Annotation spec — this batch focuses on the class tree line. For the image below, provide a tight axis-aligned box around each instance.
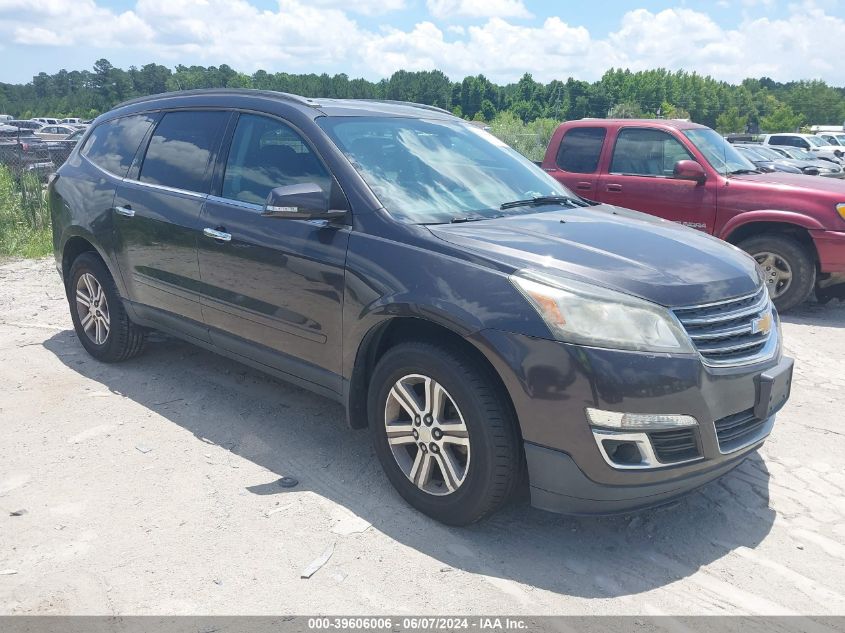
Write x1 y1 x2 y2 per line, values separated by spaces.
1 59 844 133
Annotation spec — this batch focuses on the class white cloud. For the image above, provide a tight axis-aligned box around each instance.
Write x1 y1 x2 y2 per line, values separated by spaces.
2 0 845 85
426 0 532 20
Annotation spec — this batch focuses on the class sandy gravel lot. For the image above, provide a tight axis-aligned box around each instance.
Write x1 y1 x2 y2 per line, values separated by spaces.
1 257 844 616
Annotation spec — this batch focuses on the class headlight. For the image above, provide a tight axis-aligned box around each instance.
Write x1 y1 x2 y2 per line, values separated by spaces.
510 272 695 353
837 203 845 221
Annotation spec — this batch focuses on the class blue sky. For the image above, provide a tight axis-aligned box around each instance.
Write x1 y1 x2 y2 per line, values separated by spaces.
1 1 845 85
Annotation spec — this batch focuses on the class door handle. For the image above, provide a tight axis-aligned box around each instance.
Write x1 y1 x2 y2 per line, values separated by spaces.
606 184 623 192
575 181 592 191
114 205 135 217
203 227 232 242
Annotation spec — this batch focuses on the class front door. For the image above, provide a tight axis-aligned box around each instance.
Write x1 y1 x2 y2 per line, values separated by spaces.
597 127 717 232
113 110 229 327
197 113 349 392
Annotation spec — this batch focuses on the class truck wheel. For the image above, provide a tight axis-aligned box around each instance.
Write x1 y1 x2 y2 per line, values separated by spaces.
67 252 147 362
737 234 815 312
368 341 521 526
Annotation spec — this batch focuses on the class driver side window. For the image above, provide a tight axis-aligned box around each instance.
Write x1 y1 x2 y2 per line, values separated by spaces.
222 114 331 205
610 128 692 177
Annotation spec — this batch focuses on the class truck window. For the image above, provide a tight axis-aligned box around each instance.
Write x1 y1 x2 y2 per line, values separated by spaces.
610 128 692 177
555 127 606 173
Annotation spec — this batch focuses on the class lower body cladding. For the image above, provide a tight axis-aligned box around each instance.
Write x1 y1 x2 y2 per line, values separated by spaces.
469 329 793 515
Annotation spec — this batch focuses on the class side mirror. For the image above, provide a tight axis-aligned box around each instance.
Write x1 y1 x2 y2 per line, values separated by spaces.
673 160 706 184
261 183 346 221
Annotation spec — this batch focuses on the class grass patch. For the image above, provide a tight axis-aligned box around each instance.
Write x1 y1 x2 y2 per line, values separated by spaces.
0 165 52 258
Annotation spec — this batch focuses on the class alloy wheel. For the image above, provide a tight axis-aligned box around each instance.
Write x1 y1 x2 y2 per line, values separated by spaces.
383 374 471 496
754 251 793 299
75 272 110 345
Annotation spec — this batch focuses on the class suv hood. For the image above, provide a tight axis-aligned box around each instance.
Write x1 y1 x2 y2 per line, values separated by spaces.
428 205 761 307
732 171 845 191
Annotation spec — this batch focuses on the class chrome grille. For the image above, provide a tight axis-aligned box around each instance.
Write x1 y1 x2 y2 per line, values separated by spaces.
673 287 772 365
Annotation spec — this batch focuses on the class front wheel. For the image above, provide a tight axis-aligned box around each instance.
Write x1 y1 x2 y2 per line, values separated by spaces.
737 234 816 312
368 342 521 525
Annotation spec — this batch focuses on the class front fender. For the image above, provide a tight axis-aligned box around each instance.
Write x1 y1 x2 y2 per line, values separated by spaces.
718 210 827 241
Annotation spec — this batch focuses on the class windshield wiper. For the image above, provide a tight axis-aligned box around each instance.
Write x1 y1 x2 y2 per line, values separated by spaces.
728 168 761 175
499 195 581 211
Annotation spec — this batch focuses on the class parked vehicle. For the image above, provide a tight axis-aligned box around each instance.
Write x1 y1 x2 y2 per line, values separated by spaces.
0 124 55 179
61 117 83 125
46 127 85 166
6 120 43 131
34 124 79 141
733 145 789 173
31 117 60 126
815 132 845 146
736 144 820 176
762 133 844 164
766 146 845 178
50 89 793 524
0 114 12 122
543 119 845 310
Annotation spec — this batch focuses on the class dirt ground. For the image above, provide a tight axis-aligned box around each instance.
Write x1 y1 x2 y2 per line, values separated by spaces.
1 257 844 616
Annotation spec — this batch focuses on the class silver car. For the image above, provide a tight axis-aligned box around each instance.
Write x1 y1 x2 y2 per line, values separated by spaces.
768 146 845 178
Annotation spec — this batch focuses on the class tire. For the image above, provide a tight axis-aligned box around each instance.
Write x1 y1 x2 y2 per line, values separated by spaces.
737 234 815 312
67 252 146 362
368 341 521 525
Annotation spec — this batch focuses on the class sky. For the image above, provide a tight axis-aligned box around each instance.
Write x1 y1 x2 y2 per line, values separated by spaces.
1 0 845 85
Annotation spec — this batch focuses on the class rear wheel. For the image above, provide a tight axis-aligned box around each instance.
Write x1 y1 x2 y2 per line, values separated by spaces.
737 234 815 312
368 341 521 525
67 252 146 362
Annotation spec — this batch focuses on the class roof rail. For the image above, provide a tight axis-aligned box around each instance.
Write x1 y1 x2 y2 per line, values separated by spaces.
359 99 453 115
113 88 320 110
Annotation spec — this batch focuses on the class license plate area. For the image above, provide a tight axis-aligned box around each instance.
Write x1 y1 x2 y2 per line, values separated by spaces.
754 357 794 420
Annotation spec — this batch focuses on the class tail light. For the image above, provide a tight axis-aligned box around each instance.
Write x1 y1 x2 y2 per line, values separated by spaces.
20 142 30 151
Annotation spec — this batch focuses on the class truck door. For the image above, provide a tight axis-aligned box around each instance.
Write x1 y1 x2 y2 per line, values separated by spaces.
596 127 717 232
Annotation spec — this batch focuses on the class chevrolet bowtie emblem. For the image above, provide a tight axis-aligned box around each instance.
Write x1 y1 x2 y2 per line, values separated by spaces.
751 313 772 336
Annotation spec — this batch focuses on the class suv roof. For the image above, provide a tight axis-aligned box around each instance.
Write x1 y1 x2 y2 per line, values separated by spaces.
567 118 707 131
113 88 454 120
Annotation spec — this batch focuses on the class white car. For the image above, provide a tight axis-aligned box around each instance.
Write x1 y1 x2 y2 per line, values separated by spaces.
31 117 60 125
762 133 844 163
816 132 845 147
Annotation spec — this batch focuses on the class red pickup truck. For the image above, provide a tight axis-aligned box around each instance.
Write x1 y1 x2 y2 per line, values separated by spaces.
541 119 845 310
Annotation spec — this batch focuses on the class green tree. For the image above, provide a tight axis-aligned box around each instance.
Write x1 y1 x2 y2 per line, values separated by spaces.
715 107 748 134
760 104 804 132
608 102 643 118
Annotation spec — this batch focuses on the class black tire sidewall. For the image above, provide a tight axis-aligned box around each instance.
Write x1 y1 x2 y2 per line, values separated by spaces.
739 235 815 312
67 253 127 361
368 343 516 525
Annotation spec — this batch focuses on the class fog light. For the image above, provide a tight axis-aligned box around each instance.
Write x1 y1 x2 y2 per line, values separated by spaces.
586 408 698 430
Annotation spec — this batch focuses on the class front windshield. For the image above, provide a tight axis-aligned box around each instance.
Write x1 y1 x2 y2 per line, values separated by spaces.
785 148 816 161
737 146 765 161
317 116 576 224
807 136 828 147
683 128 756 173
750 146 783 160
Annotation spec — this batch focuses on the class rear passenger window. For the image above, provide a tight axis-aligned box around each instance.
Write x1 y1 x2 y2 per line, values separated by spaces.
82 114 155 177
556 127 606 173
610 128 692 176
140 111 228 193
221 114 331 205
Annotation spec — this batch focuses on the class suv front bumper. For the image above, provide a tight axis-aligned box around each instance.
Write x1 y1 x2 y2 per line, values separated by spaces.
469 329 792 515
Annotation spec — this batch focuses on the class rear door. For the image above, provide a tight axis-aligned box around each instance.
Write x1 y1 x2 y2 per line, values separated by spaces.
197 112 349 390
546 126 606 200
596 127 717 232
112 110 229 331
